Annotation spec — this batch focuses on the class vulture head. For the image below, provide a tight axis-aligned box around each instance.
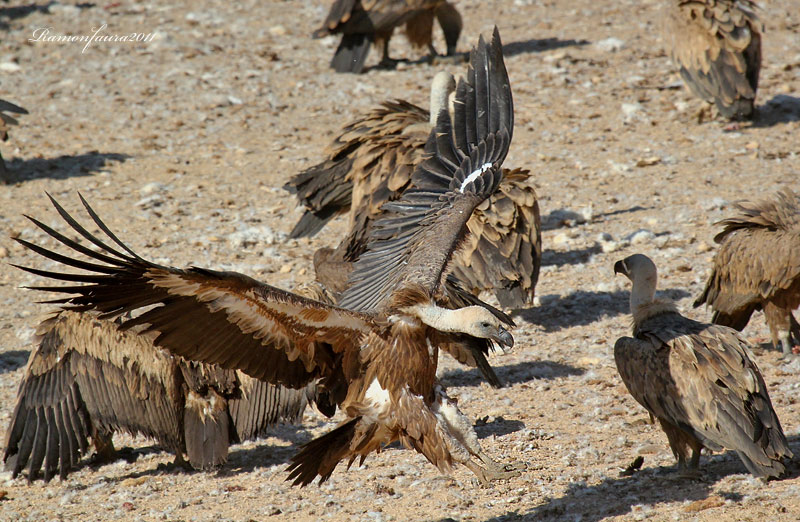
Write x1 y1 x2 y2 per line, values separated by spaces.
614 253 659 314
453 306 514 348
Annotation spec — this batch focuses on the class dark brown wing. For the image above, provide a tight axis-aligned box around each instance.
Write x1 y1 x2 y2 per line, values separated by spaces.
449 168 541 308
13 195 375 390
3 311 184 482
694 188 800 328
284 100 428 238
615 312 792 478
340 28 514 312
666 0 762 120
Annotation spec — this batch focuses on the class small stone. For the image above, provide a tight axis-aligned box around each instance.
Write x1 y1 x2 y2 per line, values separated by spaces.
279 264 292 273
269 25 287 36
0 62 21 73
140 182 166 196
636 443 663 455
595 37 625 52
627 229 655 245
697 241 712 253
0 246 7 258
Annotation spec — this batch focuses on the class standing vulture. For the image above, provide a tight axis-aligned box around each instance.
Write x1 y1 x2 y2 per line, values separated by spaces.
614 254 791 478
0 98 28 182
313 0 462 73
285 73 541 310
12 29 522 486
3 310 330 482
664 0 762 120
694 188 800 357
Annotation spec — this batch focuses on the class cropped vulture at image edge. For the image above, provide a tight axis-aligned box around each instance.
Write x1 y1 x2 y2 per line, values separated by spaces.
694 188 800 357
313 0 462 73
3 310 329 482
664 0 762 120
285 73 541 311
13 29 523 486
614 254 791 479
0 98 28 182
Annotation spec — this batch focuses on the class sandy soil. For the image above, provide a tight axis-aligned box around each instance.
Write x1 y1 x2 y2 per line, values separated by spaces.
1 0 799 520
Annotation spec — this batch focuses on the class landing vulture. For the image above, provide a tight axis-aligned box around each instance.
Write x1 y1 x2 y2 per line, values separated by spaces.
313 0 462 73
285 73 541 310
694 188 800 357
3 310 329 482
13 29 521 486
665 0 762 120
614 254 791 478
0 98 28 182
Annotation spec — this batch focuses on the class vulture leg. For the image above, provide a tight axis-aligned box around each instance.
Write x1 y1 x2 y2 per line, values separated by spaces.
764 302 795 358
790 313 800 347
375 33 399 70
432 388 522 482
91 428 116 463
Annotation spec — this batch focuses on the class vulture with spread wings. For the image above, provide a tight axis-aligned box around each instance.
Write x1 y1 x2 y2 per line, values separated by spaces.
614 254 791 479
0 98 28 182
313 0 462 73
4 309 331 482
13 29 521 486
694 188 800 357
664 0 762 120
285 72 541 311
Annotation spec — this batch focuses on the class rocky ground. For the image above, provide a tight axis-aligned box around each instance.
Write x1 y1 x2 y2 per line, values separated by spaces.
0 0 799 520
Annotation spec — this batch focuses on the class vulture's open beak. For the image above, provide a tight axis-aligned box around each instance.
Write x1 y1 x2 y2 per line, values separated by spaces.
613 260 628 277
492 327 514 349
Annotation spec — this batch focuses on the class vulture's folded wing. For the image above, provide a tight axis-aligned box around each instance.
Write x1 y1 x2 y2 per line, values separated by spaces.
14 194 375 389
340 27 514 312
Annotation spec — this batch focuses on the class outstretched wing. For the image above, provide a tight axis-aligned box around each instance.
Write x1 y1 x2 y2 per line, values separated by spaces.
340 27 514 312
14 194 375 389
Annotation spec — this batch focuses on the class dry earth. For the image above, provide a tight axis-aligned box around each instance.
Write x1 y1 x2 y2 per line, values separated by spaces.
1 0 799 521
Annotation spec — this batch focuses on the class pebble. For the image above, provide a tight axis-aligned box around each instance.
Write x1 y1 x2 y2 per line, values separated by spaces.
0 246 7 258
595 37 625 52
627 229 655 245
0 62 21 73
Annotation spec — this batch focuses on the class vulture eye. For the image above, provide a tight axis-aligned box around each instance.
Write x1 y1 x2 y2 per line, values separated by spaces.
481 322 491 328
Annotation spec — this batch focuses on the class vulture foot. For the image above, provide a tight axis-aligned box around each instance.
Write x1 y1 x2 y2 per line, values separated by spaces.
465 460 521 486
477 450 526 474
374 57 401 70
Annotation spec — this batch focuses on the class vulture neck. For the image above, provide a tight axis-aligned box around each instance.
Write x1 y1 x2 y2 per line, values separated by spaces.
629 270 657 317
429 72 456 126
412 303 478 334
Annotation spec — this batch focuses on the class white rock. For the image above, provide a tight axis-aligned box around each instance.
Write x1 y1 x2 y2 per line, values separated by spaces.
0 62 21 73
595 37 625 52
627 229 655 245
140 182 167 196
227 226 283 248
621 102 643 117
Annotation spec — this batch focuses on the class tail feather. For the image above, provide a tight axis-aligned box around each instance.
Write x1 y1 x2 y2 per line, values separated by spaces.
183 390 230 470
331 34 372 73
286 417 360 486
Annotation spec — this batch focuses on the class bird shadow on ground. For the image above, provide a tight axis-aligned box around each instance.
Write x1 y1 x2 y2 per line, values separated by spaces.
473 416 526 440
3 152 129 183
516 288 691 332
0 349 29 374
440 360 584 388
502 37 590 57
366 37 589 72
542 205 649 231
753 94 800 128
541 244 602 267
0 2 55 30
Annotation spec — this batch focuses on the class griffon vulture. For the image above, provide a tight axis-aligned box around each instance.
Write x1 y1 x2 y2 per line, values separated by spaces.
3 310 331 482
694 188 800 357
285 73 541 310
614 253 791 478
12 29 522 486
0 98 28 181
314 0 462 73
664 0 762 120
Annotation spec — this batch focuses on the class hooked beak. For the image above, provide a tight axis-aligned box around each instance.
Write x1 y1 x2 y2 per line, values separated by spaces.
492 327 514 349
613 260 628 277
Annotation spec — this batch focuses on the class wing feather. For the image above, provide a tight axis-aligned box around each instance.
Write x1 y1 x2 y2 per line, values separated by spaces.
15 196 375 388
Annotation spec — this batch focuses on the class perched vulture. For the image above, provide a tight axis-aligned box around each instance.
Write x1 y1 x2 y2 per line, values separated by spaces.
285 73 541 310
694 188 800 357
664 0 762 120
13 29 522 486
3 310 330 482
0 98 28 181
313 0 462 73
614 254 791 478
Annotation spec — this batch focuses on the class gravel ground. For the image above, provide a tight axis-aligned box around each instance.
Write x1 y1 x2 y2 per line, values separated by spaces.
1 0 799 521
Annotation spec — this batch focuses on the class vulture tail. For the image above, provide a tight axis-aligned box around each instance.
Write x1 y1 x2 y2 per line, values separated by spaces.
285 416 361 486
711 308 755 332
183 389 230 470
331 34 372 73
